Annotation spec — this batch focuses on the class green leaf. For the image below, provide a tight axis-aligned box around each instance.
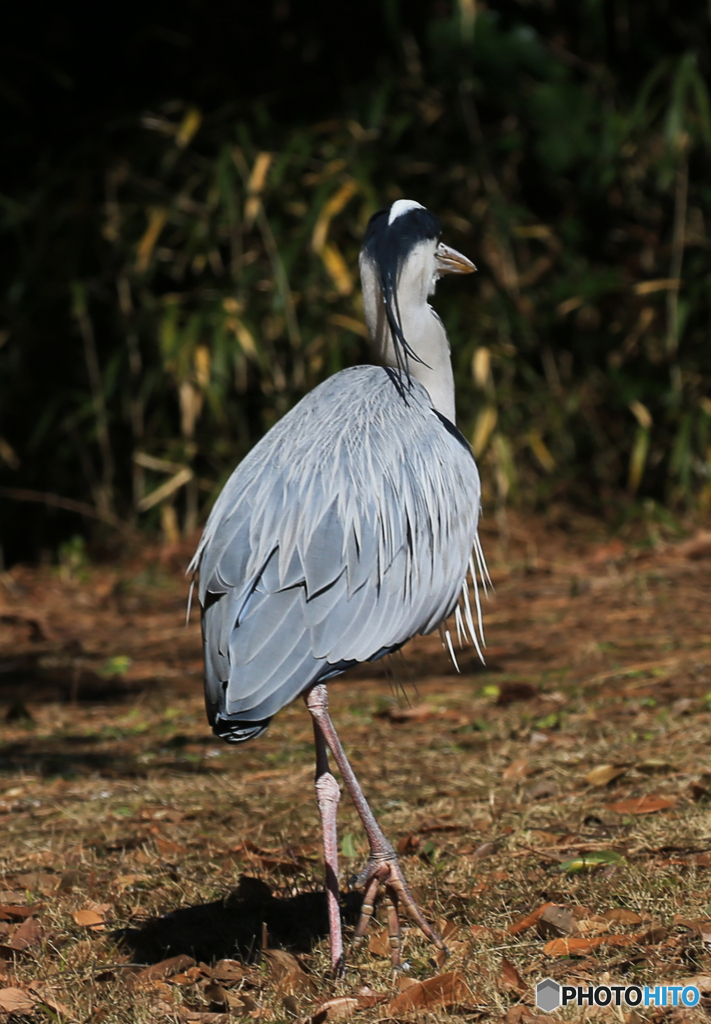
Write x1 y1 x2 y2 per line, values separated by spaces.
99 655 132 678
340 832 357 858
559 851 624 874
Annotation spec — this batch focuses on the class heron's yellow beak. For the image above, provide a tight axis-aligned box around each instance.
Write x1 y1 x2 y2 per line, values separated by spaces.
435 242 476 275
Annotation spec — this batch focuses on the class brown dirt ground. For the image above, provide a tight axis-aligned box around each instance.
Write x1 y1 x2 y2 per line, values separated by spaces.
1 512 711 1023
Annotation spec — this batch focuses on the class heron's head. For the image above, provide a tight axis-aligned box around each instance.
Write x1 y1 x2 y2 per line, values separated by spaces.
361 198 475 299
359 199 476 369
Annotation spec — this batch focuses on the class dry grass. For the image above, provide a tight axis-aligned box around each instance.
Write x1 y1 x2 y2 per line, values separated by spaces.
1 513 711 1022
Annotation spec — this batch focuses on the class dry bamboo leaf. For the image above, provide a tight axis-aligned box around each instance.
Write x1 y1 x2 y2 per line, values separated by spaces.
0 987 36 1013
311 180 359 253
385 971 471 1013
320 244 353 296
508 902 554 936
586 764 627 787
605 795 676 815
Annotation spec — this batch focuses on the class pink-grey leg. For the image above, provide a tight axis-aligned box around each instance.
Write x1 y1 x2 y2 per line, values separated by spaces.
310 712 345 976
304 683 446 969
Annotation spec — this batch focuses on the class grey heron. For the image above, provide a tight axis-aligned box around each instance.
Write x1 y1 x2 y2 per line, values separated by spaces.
189 199 486 974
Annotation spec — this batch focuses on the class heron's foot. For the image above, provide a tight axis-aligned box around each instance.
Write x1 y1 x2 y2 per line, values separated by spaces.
350 853 447 969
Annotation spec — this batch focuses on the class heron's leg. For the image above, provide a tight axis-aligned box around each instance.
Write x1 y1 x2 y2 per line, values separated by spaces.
304 683 445 964
350 867 384 947
310 710 344 977
385 892 403 969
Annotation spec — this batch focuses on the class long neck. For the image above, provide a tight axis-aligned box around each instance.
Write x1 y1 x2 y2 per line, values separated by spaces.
360 258 456 423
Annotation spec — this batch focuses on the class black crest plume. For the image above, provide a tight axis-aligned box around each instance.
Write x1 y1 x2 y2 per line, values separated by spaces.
362 203 441 397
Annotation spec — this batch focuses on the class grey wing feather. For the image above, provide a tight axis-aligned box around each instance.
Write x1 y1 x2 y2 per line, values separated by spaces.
191 366 482 743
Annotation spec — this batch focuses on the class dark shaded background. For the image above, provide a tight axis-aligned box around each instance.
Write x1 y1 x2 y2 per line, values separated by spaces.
2 0 710 566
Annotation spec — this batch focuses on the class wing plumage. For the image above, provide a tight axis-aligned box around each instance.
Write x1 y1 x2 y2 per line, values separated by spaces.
190 365 483 742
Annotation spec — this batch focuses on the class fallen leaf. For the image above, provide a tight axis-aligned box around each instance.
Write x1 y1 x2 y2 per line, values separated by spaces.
263 949 316 996
0 904 42 921
9 872 57 895
497 682 537 705
679 974 711 994
638 925 668 944
208 959 244 983
127 955 196 989
377 703 432 723
57 869 81 891
397 833 421 855
385 971 471 1013
367 926 391 958
3 916 42 952
439 919 459 943
635 759 677 774
678 530 711 559
527 780 557 800
589 540 625 563
508 903 555 936
471 840 499 859
543 934 636 956
536 905 578 938
154 836 187 857
204 981 229 1010
559 850 624 873
311 996 360 1022
672 915 711 936
576 917 612 937
503 1008 550 1024
27 982 72 1019
602 908 643 925
0 893 27 906
73 908 105 930
280 994 298 1018
500 955 527 994
605 795 676 815
503 758 529 781
0 987 36 1013
586 765 627 787
355 986 388 1009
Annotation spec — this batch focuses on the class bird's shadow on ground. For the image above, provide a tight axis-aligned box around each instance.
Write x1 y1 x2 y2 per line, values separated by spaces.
116 874 362 964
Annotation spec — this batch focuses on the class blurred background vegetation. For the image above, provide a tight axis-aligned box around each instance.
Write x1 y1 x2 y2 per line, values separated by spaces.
1 0 710 565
